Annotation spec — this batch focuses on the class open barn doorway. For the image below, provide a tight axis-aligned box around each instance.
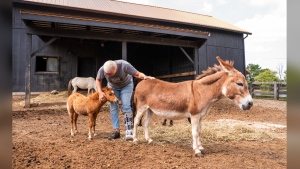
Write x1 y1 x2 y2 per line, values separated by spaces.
77 57 96 78
127 42 195 82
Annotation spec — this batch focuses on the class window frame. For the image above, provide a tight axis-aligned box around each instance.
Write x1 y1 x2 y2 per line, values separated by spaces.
35 55 60 75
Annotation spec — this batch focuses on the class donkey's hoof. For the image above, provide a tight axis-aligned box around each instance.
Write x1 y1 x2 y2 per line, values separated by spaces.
195 151 204 157
148 139 153 144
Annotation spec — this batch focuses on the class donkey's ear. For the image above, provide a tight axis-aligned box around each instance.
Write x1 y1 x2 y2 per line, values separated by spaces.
216 56 234 75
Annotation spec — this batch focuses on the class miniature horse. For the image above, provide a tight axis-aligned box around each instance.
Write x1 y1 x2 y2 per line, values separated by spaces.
67 86 118 140
133 56 253 156
68 77 97 96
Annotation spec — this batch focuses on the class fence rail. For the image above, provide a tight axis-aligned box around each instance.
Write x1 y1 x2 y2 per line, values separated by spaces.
249 82 287 100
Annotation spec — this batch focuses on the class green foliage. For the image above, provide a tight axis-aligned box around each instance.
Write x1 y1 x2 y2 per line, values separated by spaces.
254 69 280 82
284 70 287 82
246 63 262 77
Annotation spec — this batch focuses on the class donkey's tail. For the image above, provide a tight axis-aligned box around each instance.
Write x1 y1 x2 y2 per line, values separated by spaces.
131 91 142 126
131 91 136 118
68 79 73 96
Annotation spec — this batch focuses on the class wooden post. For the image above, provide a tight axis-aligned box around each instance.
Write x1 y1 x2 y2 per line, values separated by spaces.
25 33 32 108
274 82 279 100
194 47 199 79
250 81 254 97
122 41 127 60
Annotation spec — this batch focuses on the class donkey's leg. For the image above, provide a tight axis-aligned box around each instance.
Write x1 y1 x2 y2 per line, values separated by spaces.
169 120 173 126
162 119 167 126
190 114 202 156
197 119 204 152
144 109 153 144
133 108 146 143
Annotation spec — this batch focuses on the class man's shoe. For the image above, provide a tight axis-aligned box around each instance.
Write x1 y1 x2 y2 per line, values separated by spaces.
108 132 120 140
125 135 133 141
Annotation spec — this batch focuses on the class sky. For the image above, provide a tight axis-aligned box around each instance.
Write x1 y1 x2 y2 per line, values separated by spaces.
118 0 287 72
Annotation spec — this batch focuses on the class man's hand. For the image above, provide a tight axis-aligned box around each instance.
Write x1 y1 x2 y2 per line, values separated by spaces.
99 91 107 102
144 76 155 80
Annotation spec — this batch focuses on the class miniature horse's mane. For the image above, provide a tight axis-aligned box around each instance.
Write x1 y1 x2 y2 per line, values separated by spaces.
88 91 99 100
195 60 234 80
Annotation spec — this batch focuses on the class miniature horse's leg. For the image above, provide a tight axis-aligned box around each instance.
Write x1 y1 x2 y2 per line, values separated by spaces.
93 113 98 137
68 110 74 136
74 113 79 134
68 106 75 136
144 108 153 143
87 114 94 140
169 120 173 126
72 86 78 93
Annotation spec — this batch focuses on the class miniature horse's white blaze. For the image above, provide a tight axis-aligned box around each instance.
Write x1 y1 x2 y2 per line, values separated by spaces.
133 56 253 156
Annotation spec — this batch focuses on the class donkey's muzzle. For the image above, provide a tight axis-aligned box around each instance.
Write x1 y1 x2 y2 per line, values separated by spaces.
242 101 253 110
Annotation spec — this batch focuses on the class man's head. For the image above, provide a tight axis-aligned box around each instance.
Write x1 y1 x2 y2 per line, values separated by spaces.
103 60 118 77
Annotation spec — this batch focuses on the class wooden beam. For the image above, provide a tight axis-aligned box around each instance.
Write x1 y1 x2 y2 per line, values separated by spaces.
21 13 209 39
155 71 196 79
194 47 199 79
26 26 200 48
122 41 127 60
31 37 59 57
25 33 32 108
179 47 194 64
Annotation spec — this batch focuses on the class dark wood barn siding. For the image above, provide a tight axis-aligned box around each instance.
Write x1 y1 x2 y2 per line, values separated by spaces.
198 30 245 75
12 5 247 92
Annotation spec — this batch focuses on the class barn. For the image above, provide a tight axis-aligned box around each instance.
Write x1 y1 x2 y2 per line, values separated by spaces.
12 0 251 107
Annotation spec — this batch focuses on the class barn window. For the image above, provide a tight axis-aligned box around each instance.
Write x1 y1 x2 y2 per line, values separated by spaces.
35 56 59 74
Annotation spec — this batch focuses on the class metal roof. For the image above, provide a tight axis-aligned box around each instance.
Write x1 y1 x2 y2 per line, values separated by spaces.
15 0 251 34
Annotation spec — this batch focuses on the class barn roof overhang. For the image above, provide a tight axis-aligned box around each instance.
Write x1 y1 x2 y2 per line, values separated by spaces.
21 10 209 48
13 0 251 35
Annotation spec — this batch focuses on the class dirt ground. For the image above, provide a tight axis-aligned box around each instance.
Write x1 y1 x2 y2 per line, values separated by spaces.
12 91 286 169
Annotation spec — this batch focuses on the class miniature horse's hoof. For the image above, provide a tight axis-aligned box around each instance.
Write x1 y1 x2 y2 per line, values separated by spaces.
148 139 153 144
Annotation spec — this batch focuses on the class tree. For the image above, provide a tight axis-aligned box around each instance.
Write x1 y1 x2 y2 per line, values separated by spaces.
254 69 280 82
276 63 284 81
246 63 262 77
246 63 262 83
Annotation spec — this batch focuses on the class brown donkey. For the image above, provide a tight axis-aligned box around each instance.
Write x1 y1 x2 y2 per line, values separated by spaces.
67 86 118 140
133 56 253 156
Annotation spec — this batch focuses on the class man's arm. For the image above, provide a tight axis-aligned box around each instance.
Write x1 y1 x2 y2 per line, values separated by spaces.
96 79 106 101
134 71 155 80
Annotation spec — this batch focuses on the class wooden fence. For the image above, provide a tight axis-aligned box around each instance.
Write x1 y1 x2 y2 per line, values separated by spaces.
249 82 287 100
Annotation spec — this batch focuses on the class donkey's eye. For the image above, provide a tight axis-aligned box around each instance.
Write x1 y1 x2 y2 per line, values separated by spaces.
236 82 243 87
109 94 112 96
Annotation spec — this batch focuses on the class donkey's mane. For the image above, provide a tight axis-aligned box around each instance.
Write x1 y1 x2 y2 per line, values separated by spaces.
196 60 234 80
